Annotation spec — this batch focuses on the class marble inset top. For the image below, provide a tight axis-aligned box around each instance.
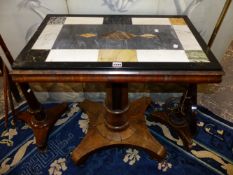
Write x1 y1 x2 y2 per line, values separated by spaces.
14 15 222 72
27 16 208 63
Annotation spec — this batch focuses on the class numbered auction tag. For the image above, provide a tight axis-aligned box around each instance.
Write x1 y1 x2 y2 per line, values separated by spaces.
112 62 122 68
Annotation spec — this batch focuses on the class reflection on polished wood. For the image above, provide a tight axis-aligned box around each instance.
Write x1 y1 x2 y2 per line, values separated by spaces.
72 97 166 164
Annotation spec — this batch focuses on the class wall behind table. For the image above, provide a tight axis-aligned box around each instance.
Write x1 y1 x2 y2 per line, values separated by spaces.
211 1 233 59
0 0 68 58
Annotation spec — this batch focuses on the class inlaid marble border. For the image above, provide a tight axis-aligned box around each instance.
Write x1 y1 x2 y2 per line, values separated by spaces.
185 50 209 62
132 18 171 25
46 49 99 62
64 17 104 25
45 49 191 63
32 17 210 63
137 50 189 62
173 25 202 50
47 17 66 25
32 25 63 50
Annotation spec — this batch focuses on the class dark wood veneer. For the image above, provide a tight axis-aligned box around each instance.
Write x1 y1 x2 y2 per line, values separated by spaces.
12 70 223 83
11 15 224 165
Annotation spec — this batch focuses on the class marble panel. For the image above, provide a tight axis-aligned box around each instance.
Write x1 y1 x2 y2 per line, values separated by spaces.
98 49 137 62
136 50 189 62
46 49 99 62
169 18 186 25
52 24 182 50
47 17 66 25
132 18 171 25
185 50 209 62
173 25 202 50
64 17 104 25
32 25 63 50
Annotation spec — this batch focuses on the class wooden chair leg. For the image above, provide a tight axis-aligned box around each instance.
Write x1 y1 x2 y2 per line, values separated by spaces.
8 82 16 125
3 65 9 128
0 56 3 76
2 65 17 128
8 77 22 103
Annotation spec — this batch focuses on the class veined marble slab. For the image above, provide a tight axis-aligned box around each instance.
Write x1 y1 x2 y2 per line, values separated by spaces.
132 18 171 25
64 17 104 25
32 25 63 50
136 50 189 62
30 17 208 63
52 24 183 50
173 25 202 50
46 49 99 62
46 49 191 63
98 49 137 62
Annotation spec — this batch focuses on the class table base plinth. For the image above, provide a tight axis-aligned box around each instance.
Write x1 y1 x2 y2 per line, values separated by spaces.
151 111 193 149
17 103 68 149
72 97 166 165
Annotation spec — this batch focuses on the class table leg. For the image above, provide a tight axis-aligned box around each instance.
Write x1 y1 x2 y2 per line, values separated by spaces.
17 83 68 149
72 83 166 164
151 84 197 149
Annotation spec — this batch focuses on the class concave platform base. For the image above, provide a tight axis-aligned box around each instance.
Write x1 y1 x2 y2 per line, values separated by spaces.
151 111 193 149
17 103 68 149
72 97 166 165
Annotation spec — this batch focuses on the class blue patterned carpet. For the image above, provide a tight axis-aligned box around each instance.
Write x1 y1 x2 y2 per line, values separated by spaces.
0 102 233 175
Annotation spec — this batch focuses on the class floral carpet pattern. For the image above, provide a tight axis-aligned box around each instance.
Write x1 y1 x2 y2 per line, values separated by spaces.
0 102 233 175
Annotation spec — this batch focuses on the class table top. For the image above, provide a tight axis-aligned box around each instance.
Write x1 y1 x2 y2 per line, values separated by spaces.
12 15 223 83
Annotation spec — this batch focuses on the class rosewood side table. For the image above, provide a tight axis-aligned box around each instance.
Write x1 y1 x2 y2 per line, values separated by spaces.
11 15 223 164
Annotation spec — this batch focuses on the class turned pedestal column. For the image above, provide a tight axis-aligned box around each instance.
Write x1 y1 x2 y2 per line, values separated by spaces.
72 83 166 164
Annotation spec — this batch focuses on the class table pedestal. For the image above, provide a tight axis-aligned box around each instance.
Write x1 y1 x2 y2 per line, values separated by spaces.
17 83 68 149
72 83 166 164
151 84 197 149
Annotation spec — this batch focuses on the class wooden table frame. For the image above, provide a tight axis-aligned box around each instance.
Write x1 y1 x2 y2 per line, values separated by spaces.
11 69 223 163
11 15 224 164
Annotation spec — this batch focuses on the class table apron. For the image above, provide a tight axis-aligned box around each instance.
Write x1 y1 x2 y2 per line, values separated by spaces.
11 72 223 83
